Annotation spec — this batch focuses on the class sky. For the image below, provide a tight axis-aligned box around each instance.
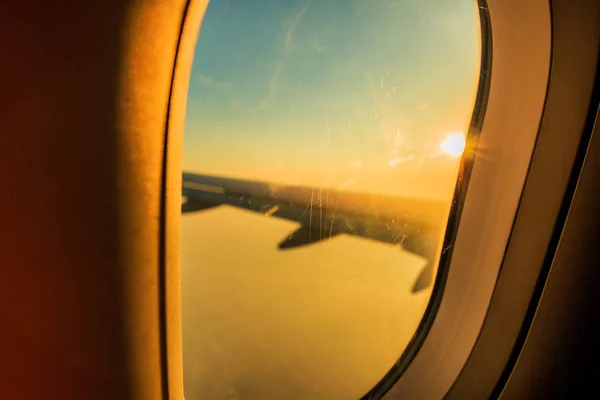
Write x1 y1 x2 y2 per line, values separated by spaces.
183 0 481 200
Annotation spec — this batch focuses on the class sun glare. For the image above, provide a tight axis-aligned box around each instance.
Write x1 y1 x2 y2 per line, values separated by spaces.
440 133 466 157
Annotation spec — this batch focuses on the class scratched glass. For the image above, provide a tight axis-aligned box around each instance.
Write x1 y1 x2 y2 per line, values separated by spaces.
181 1 482 399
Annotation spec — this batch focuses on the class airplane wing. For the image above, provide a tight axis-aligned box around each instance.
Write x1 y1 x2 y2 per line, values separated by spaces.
182 171 451 292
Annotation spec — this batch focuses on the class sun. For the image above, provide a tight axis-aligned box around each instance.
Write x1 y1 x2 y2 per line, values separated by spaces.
440 133 466 157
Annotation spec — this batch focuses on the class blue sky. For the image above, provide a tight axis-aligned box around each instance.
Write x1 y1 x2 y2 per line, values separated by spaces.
183 0 481 199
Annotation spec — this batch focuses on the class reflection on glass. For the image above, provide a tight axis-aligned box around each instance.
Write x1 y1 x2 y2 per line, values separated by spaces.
181 0 481 398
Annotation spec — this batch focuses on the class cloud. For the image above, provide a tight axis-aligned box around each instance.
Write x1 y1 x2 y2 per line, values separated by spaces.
229 98 243 109
312 36 326 53
197 73 231 91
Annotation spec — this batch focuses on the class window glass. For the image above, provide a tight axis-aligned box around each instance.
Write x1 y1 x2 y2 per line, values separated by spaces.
181 1 482 398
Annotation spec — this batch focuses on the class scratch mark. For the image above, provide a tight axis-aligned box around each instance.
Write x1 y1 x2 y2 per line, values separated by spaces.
284 1 311 53
309 186 315 242
264 205 279 216
329 200 339 240
391 218 411 245
298 199 311 221
259 60 284 109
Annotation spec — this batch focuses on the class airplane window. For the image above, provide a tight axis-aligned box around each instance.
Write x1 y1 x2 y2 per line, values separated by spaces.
181 0 482 399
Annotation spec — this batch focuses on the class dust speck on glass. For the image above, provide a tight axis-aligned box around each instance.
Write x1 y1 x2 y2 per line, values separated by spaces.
181 0 481 399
